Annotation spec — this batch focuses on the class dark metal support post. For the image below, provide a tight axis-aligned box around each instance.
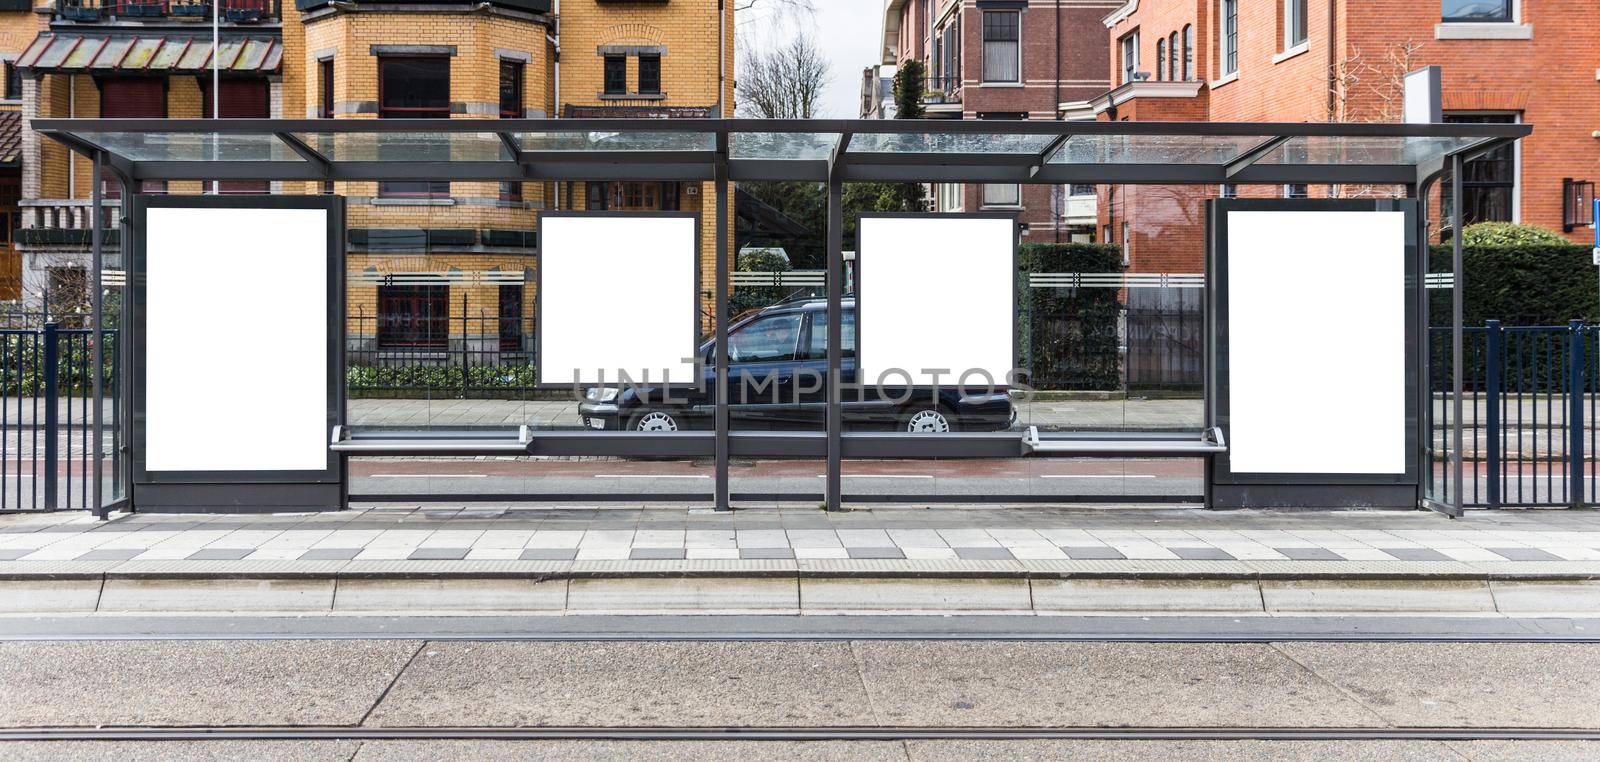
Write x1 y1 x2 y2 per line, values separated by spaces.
1450 154 1466 516
1485 319 1502 508
119 174 135 514
713 133 730 511
42 322 58 510
824 149 846 512
91 150 105 519
1570 319 1586 507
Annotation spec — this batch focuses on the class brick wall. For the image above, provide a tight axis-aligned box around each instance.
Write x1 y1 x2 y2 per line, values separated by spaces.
1100 0 1600 277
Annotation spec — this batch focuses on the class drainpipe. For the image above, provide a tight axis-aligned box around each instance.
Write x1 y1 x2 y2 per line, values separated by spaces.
67 77 74 198
1325 0 1336 120
551 0 560 115
717 0 726 117
1054 0 1063 243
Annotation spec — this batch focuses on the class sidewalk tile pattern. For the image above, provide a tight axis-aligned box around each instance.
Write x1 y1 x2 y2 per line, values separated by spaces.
3 506 1600 569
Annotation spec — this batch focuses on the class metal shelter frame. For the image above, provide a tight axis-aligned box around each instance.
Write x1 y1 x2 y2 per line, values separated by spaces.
32 117 1531 518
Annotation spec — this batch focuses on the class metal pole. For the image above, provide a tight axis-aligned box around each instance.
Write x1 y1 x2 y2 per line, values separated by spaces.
42 321 58 511
1485 319 1501 509
90 150 104 519
824 167 843 512
119 173 135 513
1450 154 1465 514
1570 319 1585 507
713 133 730 512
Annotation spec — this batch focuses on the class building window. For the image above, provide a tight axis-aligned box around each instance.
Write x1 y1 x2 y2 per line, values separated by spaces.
2 62 18 101
981 11 1020 83
319 58 334 193
499 60 524 203
1182 25 1194 80
1285 0 1308 47
1155 39 1165 81
498 284 524 352
1221 0 1239 75
638 54 661 95
1120 31 1139 84
378 56 450 198
1168 33 1178 81
1563 179 1595 232
1441 113 1518 236
1283 183 1309 199
603 55 627 95
1220 183 1237 198
1443 0 1512 22
378 282 449 350
937 183 963 212
941 17 961 85
982 184 1021 208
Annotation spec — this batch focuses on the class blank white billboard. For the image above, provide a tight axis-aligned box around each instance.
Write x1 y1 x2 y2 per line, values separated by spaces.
145 207 329 472
857 216 1015 387
1227 210 1406 474
538 215 698 386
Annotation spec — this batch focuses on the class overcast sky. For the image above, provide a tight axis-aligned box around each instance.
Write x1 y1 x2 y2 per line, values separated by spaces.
737 0 883 118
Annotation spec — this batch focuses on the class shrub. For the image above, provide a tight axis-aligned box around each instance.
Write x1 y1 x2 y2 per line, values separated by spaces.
1428 243 1597 326
1460 222 1568 247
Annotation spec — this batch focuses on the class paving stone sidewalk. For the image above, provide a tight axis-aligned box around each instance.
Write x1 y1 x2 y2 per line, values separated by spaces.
2 505 1599 565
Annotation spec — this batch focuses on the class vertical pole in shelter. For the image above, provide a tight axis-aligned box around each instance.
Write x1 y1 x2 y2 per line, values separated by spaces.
90 150 104 519
1450 154 1466 515
713 132 730 512
824 146 846 512
119 174 135 513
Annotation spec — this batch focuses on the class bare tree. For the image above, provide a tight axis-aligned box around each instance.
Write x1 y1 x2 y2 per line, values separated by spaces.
736 30 832 119
733 0 814 17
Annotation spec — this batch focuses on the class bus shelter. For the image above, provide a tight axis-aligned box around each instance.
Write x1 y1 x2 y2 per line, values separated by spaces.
34 117 1530 518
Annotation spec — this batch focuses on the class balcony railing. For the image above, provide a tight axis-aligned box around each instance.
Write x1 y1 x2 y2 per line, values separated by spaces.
17 200 121 247
57 0 278 23
922 76 962 107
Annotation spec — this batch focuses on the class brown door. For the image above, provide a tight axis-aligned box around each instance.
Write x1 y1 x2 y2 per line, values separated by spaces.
202 78 270 193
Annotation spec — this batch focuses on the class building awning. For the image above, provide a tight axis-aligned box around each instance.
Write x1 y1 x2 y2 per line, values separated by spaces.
16 34 282 75
0 111 20 167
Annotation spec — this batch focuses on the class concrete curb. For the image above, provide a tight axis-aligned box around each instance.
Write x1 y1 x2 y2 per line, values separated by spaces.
1 562 1598 616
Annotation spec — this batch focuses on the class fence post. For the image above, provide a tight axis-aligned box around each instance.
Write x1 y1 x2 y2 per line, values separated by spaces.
1570 320 1586 507
42 322 58 511
1485 320 1502 509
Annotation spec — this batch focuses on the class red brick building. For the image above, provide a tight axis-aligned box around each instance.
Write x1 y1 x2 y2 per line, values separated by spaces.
876 0 1122 242
1097 0 1600 274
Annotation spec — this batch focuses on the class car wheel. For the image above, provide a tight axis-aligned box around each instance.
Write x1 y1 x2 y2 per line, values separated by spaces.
630 409 682 432
903 405 954 434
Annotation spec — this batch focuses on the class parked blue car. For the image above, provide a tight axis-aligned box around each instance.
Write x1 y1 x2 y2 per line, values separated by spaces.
578 298 1016 432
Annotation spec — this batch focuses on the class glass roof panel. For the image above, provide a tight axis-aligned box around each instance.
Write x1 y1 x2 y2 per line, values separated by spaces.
1257 135 1490 165
1048 134 1272 164
848 132 1056 154
73 132 302 162
731 132 839 160
295 132 510 162
514 131 714 152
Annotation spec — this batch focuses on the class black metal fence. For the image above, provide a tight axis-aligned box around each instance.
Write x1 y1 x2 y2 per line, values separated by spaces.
0 325 118 512
1430 321 1595 508
1126 289 1203 393
347 313 538 399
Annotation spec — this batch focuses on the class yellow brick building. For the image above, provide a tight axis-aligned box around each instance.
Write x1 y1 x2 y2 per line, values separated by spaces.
12 0 734 345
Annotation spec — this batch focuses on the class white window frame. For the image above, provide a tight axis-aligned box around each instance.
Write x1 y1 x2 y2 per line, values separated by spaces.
1436 0 1529 39
981 183 1022 209
1219 0 1239 77
1120 31 1140 85
981 9 1023 84
937 182 965 213
1284 0 1308 49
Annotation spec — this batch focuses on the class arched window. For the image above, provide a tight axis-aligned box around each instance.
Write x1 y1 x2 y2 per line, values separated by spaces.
1169 32 1178 82
1182 25 1194 81
1156 39 1166 80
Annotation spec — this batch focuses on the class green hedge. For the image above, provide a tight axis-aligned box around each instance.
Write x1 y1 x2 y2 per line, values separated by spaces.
1428 244 1598 326
0 333 117 397
1017 243 1123 390
346 364 538 399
